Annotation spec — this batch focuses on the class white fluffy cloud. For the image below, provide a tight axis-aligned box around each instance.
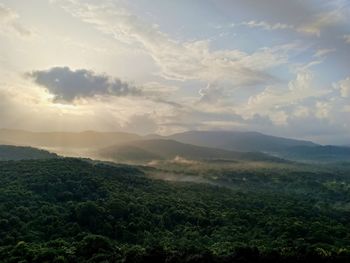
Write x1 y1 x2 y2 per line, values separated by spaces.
243 70 327 120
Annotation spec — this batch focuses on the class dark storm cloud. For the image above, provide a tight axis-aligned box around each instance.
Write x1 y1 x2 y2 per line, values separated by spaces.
29 67 141 102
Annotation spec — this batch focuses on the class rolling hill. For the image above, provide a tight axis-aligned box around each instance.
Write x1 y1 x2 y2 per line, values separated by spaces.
0 145 58 161
97 139 284 163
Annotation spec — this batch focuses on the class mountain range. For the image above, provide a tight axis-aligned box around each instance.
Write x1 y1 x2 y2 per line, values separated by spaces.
151 130 317 152
0 129 349 163
97 139 283 163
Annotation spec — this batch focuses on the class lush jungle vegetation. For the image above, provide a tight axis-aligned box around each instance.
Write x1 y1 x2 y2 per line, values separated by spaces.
0 158 350 262
0 145 58 161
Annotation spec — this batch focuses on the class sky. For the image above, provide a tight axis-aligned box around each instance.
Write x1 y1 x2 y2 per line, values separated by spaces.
0 0 349 144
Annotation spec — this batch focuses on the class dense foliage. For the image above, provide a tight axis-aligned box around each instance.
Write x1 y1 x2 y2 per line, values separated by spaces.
0 158 350 262
0 145 58 161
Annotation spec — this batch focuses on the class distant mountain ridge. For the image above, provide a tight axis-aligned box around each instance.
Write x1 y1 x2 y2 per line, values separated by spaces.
0 129 319 152
2 129 349 163
97 139 284 163
161 131 318 152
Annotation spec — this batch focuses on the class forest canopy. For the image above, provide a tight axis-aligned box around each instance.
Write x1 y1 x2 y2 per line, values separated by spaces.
0 158 350 262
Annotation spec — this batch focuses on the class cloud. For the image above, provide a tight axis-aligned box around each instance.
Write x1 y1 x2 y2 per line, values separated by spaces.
343 35 350 44
336 77 350 98
241 20 293 31
315 101 331 119
313 48 336 58
28 67 141 102
298 9 346 37
240 69 331 125
237 6 347 39
198 83 226 104
0 4 31 37
54 0 291 87
293 106 310 119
